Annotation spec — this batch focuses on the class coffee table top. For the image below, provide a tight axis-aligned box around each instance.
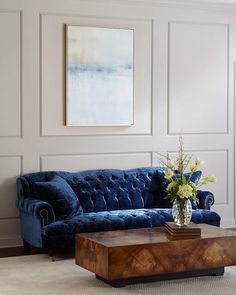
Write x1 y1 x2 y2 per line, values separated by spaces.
76 224 236 247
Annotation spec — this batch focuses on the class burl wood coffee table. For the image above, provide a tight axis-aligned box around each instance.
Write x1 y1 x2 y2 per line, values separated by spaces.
75 224 236 287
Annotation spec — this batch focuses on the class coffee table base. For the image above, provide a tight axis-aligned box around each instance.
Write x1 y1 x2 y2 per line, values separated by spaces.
96 267 224 288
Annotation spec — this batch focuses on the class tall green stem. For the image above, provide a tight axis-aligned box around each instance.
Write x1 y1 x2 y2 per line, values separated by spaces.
178 136 184 179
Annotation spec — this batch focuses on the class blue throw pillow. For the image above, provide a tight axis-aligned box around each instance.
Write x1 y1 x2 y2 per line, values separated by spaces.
35 175 82 220
149 168 202 209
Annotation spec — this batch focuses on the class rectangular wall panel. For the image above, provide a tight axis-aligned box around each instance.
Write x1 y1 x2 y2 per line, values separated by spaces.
41 153 152 172
165 149 234 226
41 14 152 136
0 156 22 219
166 150 228 205
0 12 21 137
168 22 228 134
195 151 228 206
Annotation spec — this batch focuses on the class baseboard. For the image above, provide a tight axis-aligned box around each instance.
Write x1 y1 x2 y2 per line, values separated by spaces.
0 235 46 258
227 227 236 231
0 246 24 258
220 218 236 228
0 234 22 248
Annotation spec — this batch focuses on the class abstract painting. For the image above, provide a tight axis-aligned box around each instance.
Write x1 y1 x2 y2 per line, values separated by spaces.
66 25 134 126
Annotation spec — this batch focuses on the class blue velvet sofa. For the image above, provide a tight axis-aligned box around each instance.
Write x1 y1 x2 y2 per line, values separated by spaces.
16 167 220 251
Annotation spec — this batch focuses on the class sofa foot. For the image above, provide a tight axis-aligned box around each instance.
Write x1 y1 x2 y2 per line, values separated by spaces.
23 239 31 255
48 251 55 262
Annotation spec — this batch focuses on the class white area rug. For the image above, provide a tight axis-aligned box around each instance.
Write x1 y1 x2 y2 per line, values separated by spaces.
0 254 236 295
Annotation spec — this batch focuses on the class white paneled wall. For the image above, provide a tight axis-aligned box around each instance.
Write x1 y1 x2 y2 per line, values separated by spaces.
40 153 152 172
168 22 228 135
0 12 21 137
41 14 152 136
0 0 235 247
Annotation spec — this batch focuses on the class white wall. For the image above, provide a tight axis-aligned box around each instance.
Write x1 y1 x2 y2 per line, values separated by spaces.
0 0 235 247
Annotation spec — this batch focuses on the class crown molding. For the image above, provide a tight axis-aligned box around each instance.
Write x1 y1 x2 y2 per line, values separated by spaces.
123 0 236 4
80 0 236 11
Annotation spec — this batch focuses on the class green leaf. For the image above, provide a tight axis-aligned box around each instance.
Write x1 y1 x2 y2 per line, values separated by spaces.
182 175 186 184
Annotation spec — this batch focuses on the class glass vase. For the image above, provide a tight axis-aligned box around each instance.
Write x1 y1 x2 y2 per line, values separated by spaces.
172 199 192 226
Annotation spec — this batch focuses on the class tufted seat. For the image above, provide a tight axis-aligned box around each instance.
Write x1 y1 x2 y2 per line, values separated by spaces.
41 208 220 249
42 209 165 249
16 167 221 250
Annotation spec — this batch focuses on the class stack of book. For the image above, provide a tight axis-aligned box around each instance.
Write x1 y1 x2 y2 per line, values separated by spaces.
165 222 201 239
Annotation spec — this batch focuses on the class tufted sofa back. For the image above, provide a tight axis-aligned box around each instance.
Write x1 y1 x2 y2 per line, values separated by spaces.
17 167 159 213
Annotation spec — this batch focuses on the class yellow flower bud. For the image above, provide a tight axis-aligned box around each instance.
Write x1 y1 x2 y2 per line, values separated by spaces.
164 169 174 180
167 161 175 169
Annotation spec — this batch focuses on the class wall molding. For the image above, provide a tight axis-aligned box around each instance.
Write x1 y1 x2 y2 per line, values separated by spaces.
39 151 152 172
39 13 153 137
40 151 153 171
0 10 23 138
39 11 154 22
167 21 229 136
0 156 22 221
79 0 236 11
234 62 236 227
0 155 23 175
0 217 19 221
167 149 229 206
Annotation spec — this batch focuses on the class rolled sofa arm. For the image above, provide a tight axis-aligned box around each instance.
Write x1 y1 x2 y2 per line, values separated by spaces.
196 190 215 210
16 199 55 226
16 177 55 226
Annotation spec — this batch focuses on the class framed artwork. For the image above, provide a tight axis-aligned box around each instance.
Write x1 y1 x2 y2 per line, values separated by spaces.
65 25 134 126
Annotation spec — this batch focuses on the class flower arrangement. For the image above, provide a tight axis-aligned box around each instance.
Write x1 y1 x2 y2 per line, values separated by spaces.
158 137 216 225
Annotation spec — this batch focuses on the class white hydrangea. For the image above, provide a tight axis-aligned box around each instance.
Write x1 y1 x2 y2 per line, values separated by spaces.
177 184 193 199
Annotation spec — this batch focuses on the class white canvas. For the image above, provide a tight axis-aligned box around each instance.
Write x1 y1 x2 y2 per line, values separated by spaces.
66 25 134 126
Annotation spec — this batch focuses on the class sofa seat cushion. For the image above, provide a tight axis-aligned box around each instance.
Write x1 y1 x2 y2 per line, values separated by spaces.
41 208 220 249
156 209 220 227
42 209 167 239
42 208 220 240
35 175 82 220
